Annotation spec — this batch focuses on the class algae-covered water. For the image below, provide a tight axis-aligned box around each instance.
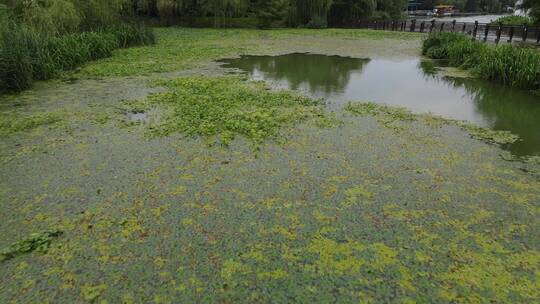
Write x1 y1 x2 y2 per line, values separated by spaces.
0 28 539 303
219 53 540 156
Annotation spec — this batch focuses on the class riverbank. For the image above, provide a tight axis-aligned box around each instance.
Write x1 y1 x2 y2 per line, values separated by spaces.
1 28 538 303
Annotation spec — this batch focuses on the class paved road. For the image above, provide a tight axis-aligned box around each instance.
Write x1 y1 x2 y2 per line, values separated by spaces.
416 14 507 23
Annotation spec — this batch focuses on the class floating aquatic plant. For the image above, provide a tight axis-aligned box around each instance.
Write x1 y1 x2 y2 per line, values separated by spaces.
0 230 62 262
143 76 328 146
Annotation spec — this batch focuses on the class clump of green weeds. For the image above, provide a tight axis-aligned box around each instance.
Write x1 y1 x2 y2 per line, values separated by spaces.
0 112 61 136
345 101 519 146
0 230 62 262
457 122 519 145
344 102 416 132
344 102 416 121
145 76 326 146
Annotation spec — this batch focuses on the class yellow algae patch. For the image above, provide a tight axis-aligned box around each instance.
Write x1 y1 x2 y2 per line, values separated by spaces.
342 185 373 207
305 236 365 275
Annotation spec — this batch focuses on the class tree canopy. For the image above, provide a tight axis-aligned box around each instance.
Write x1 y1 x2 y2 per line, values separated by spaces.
0 0 535 31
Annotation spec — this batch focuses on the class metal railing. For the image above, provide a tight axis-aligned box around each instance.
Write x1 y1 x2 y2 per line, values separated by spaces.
347 20 540 45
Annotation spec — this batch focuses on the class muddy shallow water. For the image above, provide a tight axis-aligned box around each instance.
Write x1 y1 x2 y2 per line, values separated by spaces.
219 53 540 156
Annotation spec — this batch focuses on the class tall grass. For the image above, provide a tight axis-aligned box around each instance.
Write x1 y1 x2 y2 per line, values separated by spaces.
423 32 540 90
0 24 34 92
0 22 155 93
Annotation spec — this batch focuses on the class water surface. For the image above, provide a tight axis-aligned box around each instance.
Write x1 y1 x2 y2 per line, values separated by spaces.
219 53 540 156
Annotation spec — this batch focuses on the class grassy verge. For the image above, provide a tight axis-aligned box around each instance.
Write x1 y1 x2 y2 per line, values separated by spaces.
0 23 155 93
422 32 540 90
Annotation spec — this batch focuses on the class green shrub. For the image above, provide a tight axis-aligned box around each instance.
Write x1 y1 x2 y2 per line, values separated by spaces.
423 32 540 89
175 17 259 28
490 15 533 26
108 23 156 48
370 11 392 21
306 16 328 29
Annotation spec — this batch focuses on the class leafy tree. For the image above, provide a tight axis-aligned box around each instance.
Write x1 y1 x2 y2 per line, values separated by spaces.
520 0 540 25
465 0 479 12
255 0 288 28
290 0 334 27
376 0 406 19
479 0 502 12
328 0 375 26
419 0 434 10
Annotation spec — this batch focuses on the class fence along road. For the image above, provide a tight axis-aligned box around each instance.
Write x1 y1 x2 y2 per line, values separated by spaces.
351 19 540 45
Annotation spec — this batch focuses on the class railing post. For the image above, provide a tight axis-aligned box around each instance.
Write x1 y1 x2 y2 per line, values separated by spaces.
430 19 435 33
522 23 528 41
462 22 466 33
420 21 425 33
495 23 502 44
410 19 416 32
484 24 490 42
508 26 514 43
472 21 479 39
452 20 456 32
440 22 445 33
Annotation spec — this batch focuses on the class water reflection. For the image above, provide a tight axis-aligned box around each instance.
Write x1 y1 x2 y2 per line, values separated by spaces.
220 53 370 94
219 53 540 156
446 77 540 156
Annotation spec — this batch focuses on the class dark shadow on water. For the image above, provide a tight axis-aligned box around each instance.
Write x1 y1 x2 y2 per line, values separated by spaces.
219 53 540 156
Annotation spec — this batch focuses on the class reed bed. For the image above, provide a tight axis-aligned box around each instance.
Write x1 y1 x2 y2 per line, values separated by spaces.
422 32 540 90
0 23 155 93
